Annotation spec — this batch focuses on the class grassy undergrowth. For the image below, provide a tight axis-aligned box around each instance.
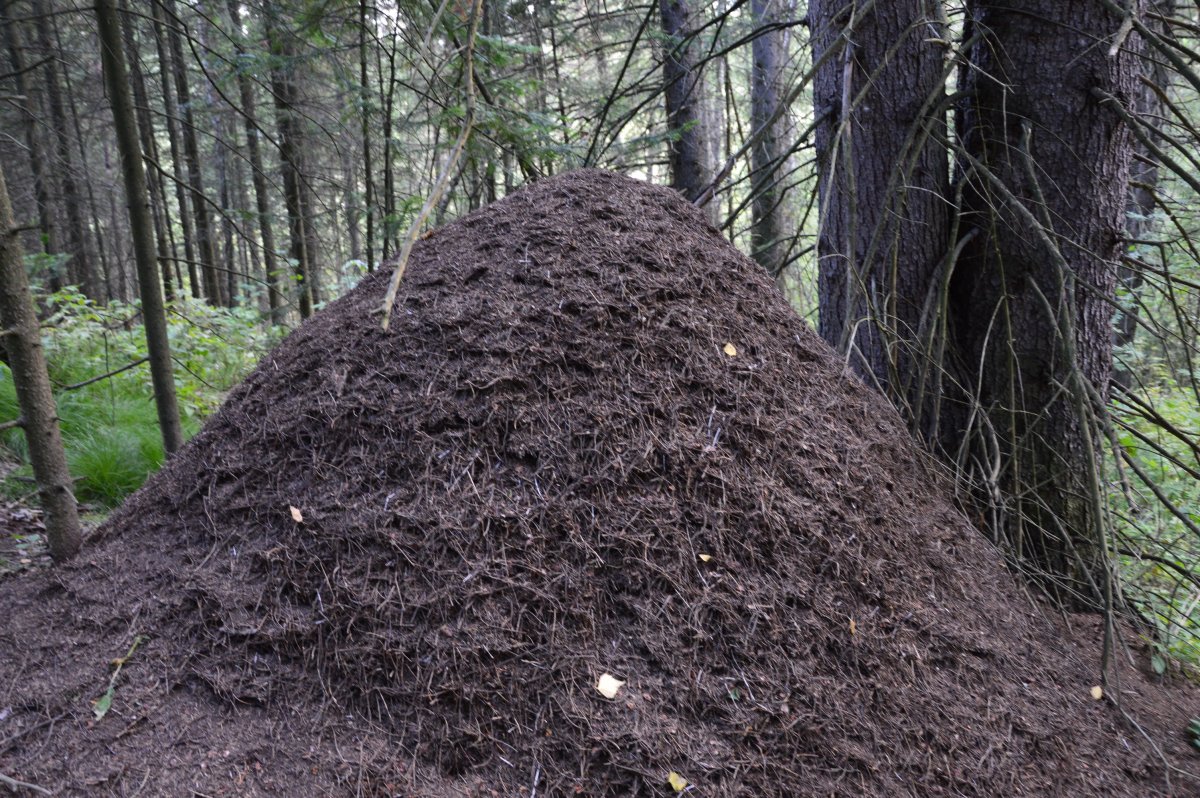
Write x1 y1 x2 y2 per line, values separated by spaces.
0 288 282 509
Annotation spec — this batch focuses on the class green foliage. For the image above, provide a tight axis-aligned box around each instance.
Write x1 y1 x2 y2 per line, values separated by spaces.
1110 234 1200 668
0 288 281 508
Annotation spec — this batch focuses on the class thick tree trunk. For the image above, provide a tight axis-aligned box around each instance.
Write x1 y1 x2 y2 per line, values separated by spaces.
660 0 711 202
950 1 1138 598
749 0 785 278
810 1 951 414
0 164 82 562
95 0 184 455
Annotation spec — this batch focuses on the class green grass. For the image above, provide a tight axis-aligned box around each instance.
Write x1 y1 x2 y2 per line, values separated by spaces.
0 288 279 510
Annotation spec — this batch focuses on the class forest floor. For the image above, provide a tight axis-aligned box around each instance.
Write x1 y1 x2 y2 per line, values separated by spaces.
0 170 1197 796
0 501 50 577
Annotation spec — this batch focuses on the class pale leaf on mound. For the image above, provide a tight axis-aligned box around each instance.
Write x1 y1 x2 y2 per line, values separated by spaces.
596 673 625 699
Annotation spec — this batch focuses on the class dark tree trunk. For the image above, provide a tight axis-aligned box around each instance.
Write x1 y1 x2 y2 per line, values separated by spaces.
0 163 82 562
118 0 174 302
950 1 1139 598
95 0 184 455
660 0 711 202
380 31 398 259
164 0 222 306
266 9 315 318
31 0 99 299
54 12 112 300
197 7 234 308
225 0 285 323
810 1 951 415
151 0 200 299
359 0 375 272
1115 0 1171 387
749 0 785 278
3 15 60 266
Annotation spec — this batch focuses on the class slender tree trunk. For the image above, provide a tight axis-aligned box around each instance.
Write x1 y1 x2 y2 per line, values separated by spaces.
660 0 711 202
224 0 285 323
197 6 233 307
118 0 174 301
749 0 786 279
0 163 82 562
3 15 60 266
53 11 112 300
380 31 398 258
151 0 200 299
31 0 99 299
265 9 314 318
164 0 222 306
1115 0 1171 387
95 0 184 455
360 0 375 272
810 0 951 418
101 138 128 302
950 0 1139 598
346 157 362 261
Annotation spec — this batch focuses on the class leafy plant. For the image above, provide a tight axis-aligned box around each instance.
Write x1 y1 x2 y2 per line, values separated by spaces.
0 287 282 508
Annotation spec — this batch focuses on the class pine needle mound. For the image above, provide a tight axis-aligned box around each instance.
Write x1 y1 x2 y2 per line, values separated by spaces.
0 170 1183 796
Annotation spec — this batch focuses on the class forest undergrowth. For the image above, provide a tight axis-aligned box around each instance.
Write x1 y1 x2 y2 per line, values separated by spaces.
0 286 280 510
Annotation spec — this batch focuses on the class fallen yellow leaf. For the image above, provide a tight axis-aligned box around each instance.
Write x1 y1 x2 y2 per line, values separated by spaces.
596 673 625 699
699 554 712 562
289 505 304 523
849 619 857 635
667 771 688 792
1090 685 1104 700
722 342 738 357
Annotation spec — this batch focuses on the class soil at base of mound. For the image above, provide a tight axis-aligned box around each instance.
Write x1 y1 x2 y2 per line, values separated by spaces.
1 169 1196 797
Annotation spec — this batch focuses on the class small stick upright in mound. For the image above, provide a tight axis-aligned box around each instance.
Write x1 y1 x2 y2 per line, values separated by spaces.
380 0 483 331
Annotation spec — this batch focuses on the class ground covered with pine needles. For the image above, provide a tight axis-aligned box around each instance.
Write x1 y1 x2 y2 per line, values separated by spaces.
0 170 1195 796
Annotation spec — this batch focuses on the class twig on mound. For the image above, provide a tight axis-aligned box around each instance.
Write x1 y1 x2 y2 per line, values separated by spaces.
0 771 52 795
379 0 483 332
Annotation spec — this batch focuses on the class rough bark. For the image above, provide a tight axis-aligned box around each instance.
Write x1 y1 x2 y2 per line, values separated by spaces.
95 0 184 455
0 163 82 562
749 0 786 278
950 1 1139 597
810 0 951 412
660 0 711 202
